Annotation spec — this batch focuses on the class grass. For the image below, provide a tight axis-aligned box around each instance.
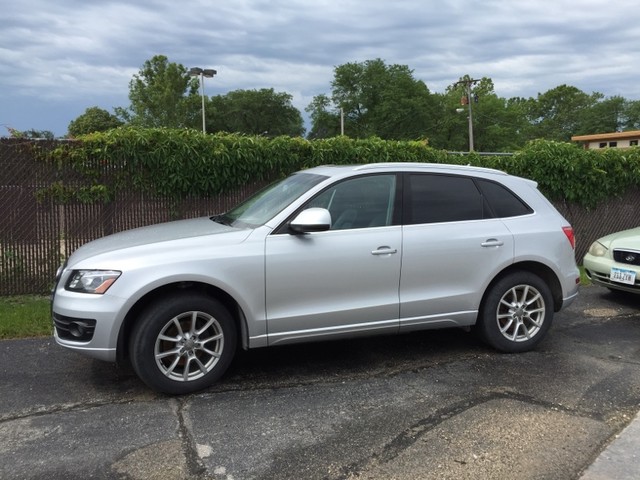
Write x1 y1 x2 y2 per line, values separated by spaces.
579 266 591 286
0 295 52 339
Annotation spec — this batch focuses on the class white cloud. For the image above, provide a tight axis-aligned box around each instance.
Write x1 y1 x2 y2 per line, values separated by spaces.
2 0 640 135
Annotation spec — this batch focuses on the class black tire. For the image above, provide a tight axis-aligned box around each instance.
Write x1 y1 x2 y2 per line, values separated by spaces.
476 271 553 353
129 293 237 394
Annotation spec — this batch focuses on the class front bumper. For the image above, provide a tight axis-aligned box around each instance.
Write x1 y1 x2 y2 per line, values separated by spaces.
52 288 128 362
584 254 640 294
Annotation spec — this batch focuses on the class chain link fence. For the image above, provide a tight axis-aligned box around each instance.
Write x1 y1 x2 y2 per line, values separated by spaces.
0 139 269 294
1 138 639 295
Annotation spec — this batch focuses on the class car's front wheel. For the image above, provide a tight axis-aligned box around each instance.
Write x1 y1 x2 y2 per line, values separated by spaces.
476 271 553 353
129 293 237 394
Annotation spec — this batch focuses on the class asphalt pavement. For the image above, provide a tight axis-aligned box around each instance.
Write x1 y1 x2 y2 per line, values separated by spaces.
580 289 640 480
1 285 639 479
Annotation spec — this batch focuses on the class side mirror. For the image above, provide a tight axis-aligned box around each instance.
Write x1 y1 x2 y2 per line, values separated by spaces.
289 208 332 233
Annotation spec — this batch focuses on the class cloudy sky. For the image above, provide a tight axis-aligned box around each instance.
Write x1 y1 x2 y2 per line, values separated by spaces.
2 0 640 137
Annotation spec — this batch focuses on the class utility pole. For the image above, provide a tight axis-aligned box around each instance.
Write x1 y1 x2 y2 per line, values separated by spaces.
454 76 480 151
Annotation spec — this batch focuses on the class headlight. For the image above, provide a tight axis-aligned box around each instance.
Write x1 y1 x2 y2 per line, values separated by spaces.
66 270 121 294
587 241 608 257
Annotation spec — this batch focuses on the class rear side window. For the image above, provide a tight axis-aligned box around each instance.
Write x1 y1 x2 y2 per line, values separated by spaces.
476 179 533 218
406 174 484 224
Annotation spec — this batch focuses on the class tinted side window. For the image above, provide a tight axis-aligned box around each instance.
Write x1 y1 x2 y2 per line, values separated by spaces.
476 179 533 218
406 174 483 224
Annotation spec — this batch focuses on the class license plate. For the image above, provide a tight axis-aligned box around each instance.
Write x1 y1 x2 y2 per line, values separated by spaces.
610 267 637 285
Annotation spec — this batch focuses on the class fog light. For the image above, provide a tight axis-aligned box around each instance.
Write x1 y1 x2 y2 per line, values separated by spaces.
69 321 88 338
53 315 96 342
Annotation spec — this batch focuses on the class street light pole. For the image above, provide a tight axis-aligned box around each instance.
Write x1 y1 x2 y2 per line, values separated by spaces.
189 67 217 133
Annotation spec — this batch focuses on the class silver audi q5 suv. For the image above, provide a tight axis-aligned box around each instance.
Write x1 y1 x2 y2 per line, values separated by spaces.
52 163 580 394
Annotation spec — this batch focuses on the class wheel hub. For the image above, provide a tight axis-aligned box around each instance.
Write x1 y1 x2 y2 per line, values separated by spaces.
179 334 200 355
512 304 526 321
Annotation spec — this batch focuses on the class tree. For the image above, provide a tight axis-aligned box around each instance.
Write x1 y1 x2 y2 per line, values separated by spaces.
5 128 54 139
436 77 534 152
573 95 626 135
502 96 536 148
427 89 469 150
305 94 341 139
526 85 602 142
207 88 304 136
116 55 200 128
307 59 439 140
67 106 123 137
621 99 640 131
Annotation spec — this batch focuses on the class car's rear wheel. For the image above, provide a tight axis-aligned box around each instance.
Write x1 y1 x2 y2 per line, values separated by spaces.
476 271 553 352
129 293 237 394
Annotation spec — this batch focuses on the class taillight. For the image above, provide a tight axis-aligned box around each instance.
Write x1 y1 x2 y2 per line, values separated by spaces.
562 226 575 250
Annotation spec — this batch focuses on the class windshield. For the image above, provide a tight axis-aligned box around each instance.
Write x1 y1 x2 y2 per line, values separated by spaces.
214 172 327 228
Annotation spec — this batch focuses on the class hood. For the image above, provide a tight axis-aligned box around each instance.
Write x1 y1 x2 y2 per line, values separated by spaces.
67 216 251 266
599 227 640 251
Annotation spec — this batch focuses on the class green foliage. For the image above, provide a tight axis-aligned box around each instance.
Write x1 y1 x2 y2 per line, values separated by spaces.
41 128 276 201
305 94 341 139
624 100 640 130
307 59 640 150
6 128 55 139
208 88 305 137
68 106 123 137
308 59 439 140
576 96 626 135
37 128 640 209
492 140 640 207
116 55 200 129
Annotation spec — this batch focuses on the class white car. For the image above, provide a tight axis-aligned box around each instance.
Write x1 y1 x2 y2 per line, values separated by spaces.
52 163 580 394
583 227 640 295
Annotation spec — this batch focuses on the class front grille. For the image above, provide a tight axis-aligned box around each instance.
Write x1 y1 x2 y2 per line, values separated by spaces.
53 314 97 342
613 249 640 267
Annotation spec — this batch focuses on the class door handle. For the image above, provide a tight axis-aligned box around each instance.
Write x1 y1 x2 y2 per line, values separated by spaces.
481 239 504 248
372 247 398 255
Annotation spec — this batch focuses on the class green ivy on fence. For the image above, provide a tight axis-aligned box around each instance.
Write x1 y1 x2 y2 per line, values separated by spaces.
37 127 640 209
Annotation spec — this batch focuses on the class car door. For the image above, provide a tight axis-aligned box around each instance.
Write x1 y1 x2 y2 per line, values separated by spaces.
264 174 402 345
399 173 515 330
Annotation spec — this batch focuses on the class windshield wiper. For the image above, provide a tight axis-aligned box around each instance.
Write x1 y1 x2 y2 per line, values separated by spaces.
211 214 231 226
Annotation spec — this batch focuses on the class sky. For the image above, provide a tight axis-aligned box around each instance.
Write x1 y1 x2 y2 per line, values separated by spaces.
2 0 640 137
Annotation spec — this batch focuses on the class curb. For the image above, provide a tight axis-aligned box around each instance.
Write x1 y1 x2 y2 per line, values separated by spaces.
580 411 640 479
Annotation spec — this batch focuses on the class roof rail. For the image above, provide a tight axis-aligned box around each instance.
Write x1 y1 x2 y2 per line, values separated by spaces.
353 162 507 175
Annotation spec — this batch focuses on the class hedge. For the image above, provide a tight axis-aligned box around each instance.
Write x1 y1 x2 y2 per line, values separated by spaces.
39 127 640 208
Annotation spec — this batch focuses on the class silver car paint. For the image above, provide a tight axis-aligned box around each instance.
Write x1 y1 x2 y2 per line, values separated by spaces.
265 224 403 345
399 218 515 330
55 222 268 360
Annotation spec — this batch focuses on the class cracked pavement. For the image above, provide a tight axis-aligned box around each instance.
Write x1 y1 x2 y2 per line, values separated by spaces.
0 286 639 479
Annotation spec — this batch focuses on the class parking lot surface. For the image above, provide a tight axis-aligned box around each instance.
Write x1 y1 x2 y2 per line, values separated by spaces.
1 286 639 479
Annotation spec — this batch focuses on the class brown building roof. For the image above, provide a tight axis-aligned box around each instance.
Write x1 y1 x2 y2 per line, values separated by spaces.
571 130 640 142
